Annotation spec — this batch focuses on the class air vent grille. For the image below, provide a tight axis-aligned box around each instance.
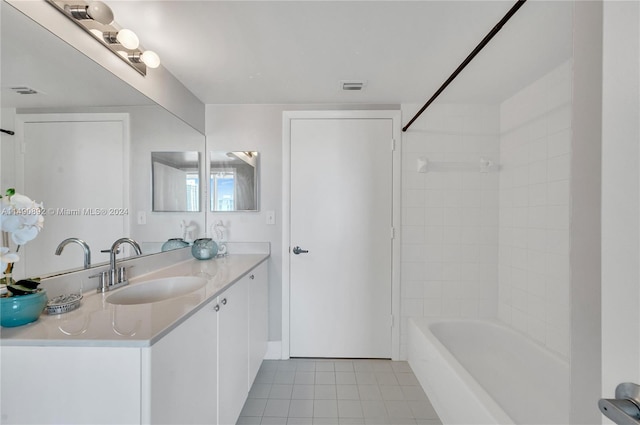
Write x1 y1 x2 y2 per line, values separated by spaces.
340 80 367 91
10 86 39 95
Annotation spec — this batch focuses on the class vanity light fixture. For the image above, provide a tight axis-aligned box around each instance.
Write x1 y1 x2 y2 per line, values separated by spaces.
46 0 160 76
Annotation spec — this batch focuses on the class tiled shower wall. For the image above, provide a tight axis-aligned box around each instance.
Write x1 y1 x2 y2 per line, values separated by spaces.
399 104 500 358
497 60 573 359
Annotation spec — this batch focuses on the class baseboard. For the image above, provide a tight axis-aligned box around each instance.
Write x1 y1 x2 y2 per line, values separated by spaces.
264 341 282 359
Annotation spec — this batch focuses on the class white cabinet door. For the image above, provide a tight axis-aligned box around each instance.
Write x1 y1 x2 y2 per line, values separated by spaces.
217 277 249 425
147 304 218 424
248 261 269 388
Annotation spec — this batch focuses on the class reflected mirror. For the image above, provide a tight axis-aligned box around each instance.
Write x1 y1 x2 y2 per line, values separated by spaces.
152 152 201 212
1 2 205 279
210 151 259 212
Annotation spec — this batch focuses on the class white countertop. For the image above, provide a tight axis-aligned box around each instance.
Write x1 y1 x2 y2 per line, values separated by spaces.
0 254 269 347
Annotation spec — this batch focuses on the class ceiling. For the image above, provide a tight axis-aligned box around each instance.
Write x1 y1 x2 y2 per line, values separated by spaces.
107 0 573 105
1 1 573 109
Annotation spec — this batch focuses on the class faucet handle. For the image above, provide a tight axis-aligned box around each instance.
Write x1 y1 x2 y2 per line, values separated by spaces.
101 248 120 254
89 270 110 293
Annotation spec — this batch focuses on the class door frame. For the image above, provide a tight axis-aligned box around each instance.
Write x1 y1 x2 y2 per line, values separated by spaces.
281 110 402 360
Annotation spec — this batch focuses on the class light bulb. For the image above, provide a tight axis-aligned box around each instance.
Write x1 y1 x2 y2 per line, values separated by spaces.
140 51 160 69
85 1 114 25
116 29 139 50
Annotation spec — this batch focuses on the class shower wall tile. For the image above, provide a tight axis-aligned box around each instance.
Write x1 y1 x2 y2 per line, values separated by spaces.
399 103 500 359
497 59 573 359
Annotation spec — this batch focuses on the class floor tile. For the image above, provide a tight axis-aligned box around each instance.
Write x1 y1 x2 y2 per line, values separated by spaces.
315 385 337 400
336 385 360 400
358 385 382 401
289 400 314 418
288 418 313 425
238 416 262 425
360 401 387 418
407 401 438 420
316 362 335 372
246 359 440 425
295 372 316 385
262 417 288 425
335 372 357 385
293 384 315 400
380 386 404 401
314 399 339 418
334 361 355 372
400 386 427 401
270 384 294 399
316 372 336 385
264 400 292 417
241 398 268 417
337 400 363 418
355 372 377 385
375 373 399 386
313 418 340 425
391 362 412 373
384 401 413 419
395 373 420 386
275 371 296 385
250 383 273 399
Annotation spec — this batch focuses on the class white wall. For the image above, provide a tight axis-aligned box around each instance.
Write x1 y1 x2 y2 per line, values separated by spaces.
497 60 573 358
399 103 500 358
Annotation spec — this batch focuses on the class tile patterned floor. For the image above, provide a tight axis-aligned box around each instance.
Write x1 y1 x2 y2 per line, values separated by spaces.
237 359 442 425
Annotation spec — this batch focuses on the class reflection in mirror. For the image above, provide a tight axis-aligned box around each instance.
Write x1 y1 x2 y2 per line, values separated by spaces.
210 151 259 212
1 2 205 280
152 152 200 212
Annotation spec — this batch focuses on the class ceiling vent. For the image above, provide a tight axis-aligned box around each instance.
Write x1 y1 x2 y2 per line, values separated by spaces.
10 86 40 95
340 80 367 91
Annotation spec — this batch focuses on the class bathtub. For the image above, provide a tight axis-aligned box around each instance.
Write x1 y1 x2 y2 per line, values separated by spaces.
407 318 569 425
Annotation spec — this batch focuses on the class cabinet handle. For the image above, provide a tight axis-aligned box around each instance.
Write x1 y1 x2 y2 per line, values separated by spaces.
221 298 227 305
250 274 255 280
214 304 220 312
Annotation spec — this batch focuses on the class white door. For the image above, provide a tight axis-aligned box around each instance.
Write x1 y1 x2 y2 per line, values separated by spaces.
17 115 128 277
289 116 394 359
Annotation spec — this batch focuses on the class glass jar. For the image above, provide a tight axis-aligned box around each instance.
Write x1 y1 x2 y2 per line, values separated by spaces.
161 238 189 252
191 238 218 260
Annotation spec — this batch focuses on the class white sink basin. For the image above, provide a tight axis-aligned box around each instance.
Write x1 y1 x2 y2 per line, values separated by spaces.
106 276 208 305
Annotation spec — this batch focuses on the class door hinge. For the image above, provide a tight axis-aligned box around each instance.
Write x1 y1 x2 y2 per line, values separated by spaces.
391 139 396 151
390 227 395 239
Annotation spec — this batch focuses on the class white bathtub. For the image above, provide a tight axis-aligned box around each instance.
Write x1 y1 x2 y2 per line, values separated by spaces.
407 318 569 425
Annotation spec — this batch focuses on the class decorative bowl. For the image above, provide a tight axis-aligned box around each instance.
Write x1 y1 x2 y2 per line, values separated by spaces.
1 290 48 327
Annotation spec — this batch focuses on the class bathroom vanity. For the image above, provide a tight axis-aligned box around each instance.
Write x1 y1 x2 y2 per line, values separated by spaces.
0 251 269 425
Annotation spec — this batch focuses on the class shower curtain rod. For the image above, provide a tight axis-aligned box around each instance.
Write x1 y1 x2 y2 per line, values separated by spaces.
402 0 528 132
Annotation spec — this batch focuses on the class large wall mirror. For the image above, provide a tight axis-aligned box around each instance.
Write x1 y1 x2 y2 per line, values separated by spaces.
1 2 205 279
152 152 201 212
210 151 259 212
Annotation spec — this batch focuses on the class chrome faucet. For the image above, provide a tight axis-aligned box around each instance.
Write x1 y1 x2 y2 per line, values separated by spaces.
55 238 91 269
93 237 142 293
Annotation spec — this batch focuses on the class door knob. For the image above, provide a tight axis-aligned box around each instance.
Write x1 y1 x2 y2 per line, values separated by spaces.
292 246 309 255
599 383 640 425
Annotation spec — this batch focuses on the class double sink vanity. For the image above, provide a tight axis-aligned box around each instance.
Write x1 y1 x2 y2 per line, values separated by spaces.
0 244 269 425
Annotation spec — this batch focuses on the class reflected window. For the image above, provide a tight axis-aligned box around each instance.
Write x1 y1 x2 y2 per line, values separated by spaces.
211 169 236 211
209 151 259 212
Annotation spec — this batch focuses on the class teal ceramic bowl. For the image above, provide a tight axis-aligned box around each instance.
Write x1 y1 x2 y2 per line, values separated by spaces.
1 290 48 327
